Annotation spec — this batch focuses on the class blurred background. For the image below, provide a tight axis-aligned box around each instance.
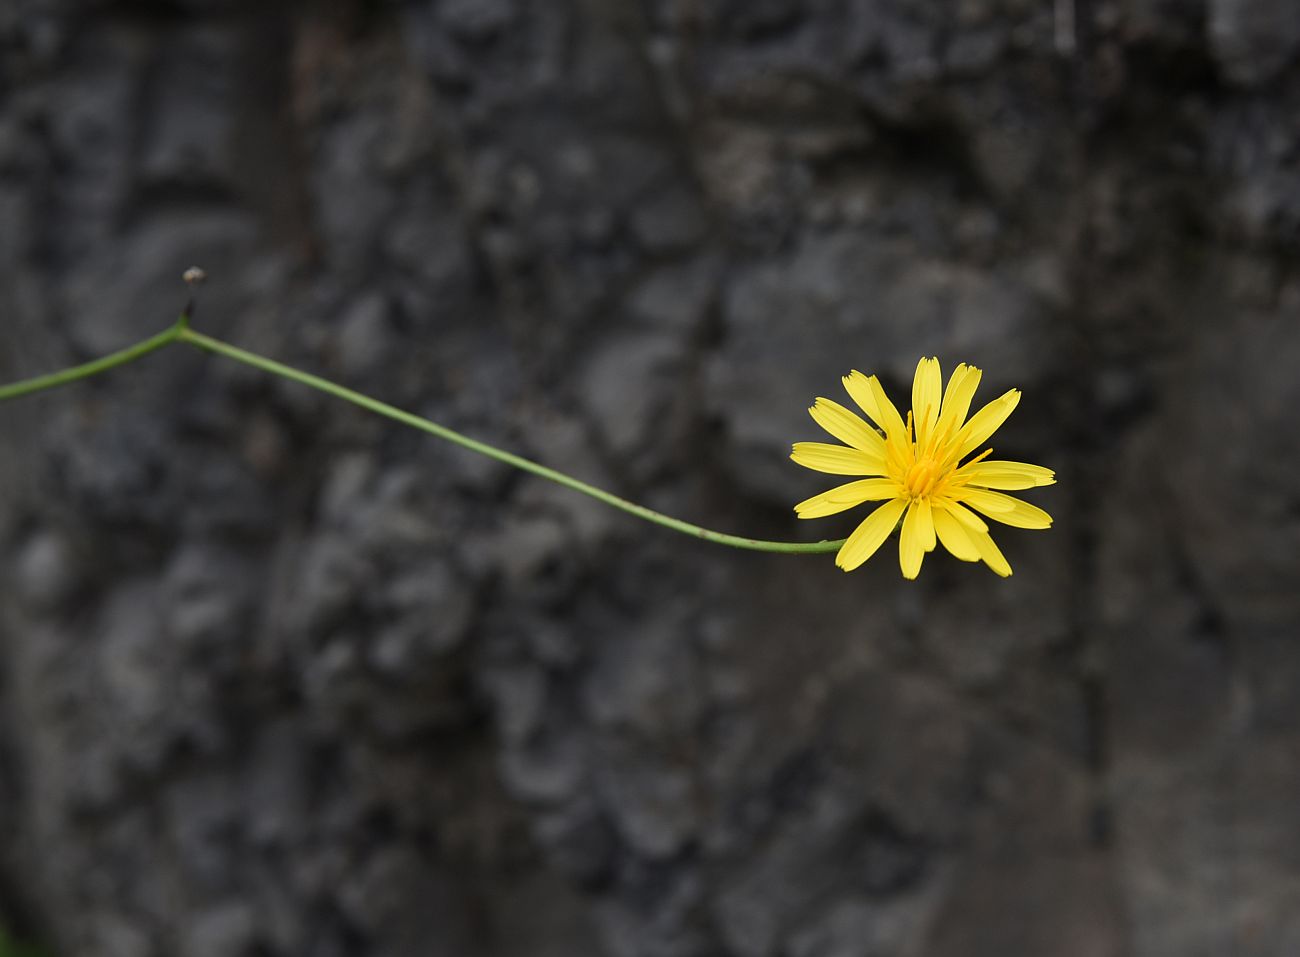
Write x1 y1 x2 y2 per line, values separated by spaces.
1 1 1299 955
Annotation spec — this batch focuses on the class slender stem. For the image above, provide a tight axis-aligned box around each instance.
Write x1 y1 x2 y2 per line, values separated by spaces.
0 318 845 554
178 328 844 554
0 316 189 402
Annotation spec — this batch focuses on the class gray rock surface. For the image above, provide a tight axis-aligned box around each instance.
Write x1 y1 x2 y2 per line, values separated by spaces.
1 2 1298 956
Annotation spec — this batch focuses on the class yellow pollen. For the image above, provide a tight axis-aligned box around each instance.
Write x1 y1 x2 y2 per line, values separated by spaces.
904 458 941 498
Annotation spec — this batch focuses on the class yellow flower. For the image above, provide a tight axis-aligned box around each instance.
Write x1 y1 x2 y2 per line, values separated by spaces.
791 358 1054 578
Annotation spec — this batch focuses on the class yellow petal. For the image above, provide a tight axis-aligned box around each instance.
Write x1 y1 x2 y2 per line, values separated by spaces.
932 504 980 561
842 370 882 426
919 497 936 550
942 499 989 533
794 479 902 519
959 470 1039 490
867 375 908 442
935 363 982 439
911 357 942 445
899 500 929 579
967 525 1012 577
791 442 887 476
836 498 907 572
958 460 1056 490
808 399 887 456
958 487 1014 512
960 488 1053 529
953 389 1020 461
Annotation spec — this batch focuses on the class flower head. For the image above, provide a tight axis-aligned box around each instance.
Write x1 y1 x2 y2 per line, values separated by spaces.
791 358 1054 578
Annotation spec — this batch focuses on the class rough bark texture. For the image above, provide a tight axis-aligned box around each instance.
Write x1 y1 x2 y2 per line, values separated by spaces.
2 1 1299 955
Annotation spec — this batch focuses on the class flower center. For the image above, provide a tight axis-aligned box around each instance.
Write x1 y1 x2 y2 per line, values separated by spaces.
904 458 941 498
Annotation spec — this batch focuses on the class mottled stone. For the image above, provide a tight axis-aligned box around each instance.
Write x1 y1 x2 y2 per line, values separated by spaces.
1208 0 1300 86
3 2 1300 956
580 329 689 475
13 528 83 613
182 903 258 957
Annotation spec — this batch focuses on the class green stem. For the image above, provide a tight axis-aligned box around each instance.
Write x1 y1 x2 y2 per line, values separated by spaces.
0 317 189 402
178 329 843 554
0 319 845 555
